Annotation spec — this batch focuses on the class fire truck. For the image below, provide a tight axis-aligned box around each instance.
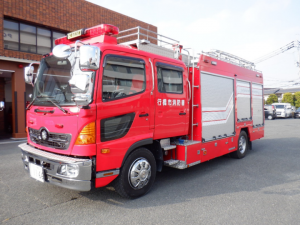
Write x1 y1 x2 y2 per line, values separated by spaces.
20 24 264 198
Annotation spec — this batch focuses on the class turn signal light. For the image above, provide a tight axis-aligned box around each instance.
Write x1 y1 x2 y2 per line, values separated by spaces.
75 122 95 145
101 148 110 154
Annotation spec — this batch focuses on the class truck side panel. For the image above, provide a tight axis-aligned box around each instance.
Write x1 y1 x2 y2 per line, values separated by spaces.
201 72 235 142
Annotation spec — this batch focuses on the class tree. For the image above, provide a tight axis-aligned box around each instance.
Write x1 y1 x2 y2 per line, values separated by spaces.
282 92 295 106
266 94 278 105
294 92 300 108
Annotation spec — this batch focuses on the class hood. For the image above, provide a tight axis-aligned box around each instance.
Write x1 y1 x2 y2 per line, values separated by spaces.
27 105 80 155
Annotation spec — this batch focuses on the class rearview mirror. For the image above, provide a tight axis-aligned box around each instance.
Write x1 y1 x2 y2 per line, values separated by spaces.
79 45 100 71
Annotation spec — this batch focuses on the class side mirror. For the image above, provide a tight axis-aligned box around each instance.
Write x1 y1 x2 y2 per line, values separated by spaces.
0 101 4 111
79 45 100 71
24 62 40 86
24 66 34 85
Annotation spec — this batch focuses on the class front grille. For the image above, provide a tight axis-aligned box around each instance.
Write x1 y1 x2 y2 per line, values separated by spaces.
29 128 72 150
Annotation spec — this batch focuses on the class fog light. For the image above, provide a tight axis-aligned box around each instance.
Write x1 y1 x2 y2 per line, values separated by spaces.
57 164 79 178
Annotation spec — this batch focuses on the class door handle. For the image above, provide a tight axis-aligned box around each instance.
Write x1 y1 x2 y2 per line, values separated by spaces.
179 112 186 115
139 113 149 117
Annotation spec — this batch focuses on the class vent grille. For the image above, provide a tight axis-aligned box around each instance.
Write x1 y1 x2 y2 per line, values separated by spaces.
29 128 71 150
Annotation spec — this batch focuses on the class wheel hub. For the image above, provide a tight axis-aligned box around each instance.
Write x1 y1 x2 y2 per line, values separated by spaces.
128 158 151 189
239 136 246 154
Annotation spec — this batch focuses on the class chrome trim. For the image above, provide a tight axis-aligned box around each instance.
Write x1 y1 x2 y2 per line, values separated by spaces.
96 169 120 178
229 147 236 151
19 143 88 163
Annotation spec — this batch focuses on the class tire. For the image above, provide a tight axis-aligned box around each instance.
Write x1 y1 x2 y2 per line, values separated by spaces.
267 115 273 120
114 147 156 199
230 131 249 159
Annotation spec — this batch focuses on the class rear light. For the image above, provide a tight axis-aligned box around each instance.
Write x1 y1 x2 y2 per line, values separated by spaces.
55 24 119 45
75 122 95 145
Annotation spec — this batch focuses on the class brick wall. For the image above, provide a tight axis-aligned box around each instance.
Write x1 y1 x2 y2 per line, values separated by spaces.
0 0 157 61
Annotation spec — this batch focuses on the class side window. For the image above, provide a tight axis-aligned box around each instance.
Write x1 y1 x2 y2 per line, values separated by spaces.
102 55 146 101
157 63 183 94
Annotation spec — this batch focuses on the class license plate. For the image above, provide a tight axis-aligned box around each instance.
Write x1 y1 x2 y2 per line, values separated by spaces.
29 163 45 183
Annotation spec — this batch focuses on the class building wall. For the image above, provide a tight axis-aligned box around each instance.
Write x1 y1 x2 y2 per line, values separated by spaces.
0 0 157 61
0 0 157 138
0 78 4 134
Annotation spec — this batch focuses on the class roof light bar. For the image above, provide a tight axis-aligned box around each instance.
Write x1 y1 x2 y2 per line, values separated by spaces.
55 24 119 45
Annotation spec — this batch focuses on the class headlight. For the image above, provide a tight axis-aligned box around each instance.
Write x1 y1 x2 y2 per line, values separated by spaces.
57 164 79 178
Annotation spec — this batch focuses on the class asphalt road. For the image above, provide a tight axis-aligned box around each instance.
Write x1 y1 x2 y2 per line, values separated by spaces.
1 118 300 225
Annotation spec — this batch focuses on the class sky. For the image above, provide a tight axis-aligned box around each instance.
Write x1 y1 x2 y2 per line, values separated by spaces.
87 0 300 88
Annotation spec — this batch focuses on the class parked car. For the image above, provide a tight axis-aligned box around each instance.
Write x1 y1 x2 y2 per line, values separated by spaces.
294 107 300 118
272 103 292 118
264 105 276 120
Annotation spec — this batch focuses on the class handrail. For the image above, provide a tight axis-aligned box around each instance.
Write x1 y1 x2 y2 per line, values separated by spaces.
117 26 179 48
149 58 155 95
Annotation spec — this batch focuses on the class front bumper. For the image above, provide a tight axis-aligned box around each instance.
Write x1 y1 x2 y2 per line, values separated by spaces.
19 143 92 191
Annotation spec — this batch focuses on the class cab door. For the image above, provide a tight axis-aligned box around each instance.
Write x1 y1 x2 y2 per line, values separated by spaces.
153 60 189 139
95 51 152 172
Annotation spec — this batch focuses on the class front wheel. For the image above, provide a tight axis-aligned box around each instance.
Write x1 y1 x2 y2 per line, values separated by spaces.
114 148 156 199
231 131 249 159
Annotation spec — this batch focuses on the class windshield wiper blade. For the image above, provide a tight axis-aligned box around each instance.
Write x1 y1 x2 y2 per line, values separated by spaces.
26 95 55 111
26 95 68 114
26 96 37 110
42 98 68 114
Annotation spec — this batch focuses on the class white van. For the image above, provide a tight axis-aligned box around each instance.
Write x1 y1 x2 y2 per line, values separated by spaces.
272 103 292 118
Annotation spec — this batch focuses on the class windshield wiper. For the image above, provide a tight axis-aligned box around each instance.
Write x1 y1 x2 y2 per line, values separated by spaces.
26 95 54 111
26 95 68 114
40 97 68 114
26 96 37 110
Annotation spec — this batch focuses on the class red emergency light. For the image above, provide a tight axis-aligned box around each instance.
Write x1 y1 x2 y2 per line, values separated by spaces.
55 24 119 45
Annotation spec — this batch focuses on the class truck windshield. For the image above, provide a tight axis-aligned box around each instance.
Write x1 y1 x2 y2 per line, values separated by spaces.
33 56 75 106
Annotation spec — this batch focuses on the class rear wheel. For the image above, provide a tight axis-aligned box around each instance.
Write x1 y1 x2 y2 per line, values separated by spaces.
267 115 273 120
114 147 156 199
231 131 248 159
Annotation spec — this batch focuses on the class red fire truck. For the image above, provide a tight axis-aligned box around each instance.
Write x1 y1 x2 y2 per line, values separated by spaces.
20 24 264 198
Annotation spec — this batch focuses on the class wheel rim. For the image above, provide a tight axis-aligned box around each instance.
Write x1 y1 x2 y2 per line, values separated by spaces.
238 136 247 154
268 115 272 120
128 157 151 190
